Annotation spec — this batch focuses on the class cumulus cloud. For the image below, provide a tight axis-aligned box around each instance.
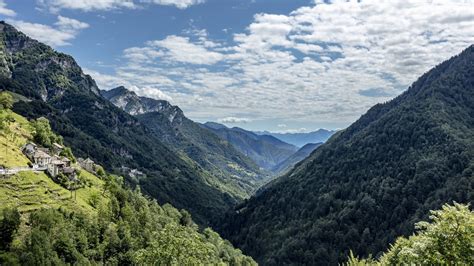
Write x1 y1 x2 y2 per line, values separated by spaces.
86 0 474 127
55 15 90 31
130 85 173 101
8 16 89 47
37 0 136 12
146 35 224 64
0 0 16 16
217 117 252 124
142 0 205 9
37 0 204 12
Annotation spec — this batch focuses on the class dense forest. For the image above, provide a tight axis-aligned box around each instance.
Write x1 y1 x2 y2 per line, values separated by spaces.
0 177 255 265
219 46 474 264
0 99 254 265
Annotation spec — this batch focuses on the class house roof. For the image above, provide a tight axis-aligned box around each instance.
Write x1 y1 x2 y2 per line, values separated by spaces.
53 143 64 149
33 150 51 159
52 160 65 165
25 142 37 147
63 167 75 174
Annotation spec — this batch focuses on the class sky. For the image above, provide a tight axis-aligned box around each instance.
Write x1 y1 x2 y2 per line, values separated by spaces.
0 0 473 132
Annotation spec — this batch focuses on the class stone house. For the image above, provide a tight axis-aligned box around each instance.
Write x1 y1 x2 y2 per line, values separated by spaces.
78 157 95 172
32 150 51 167
22 142 37 156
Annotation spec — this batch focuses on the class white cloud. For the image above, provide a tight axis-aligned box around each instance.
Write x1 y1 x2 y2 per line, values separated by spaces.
130 85 173 101
142 0 205 9
37 0 204 12
86 0 474 128
8 16 89 47
0 0 15 16
218 117 252 124
55 15 90 31
147 35 224 64
37 0 136 12
276 128 308 134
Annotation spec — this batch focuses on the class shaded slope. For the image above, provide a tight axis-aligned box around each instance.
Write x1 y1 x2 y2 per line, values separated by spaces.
203 122 298 171
219 46 474 264
102 87 265 199
0 21 233 226
271 142 322 174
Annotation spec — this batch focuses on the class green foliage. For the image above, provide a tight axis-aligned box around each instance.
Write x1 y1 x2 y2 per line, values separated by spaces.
31 117 62 148
59 146 75 163
0 92 13 110
0 208 20 250
0 175 255 265
220 46 474 264
347 203 474 265
381 203 474 265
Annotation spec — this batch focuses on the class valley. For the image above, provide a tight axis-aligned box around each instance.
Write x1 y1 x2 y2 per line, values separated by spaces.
0 1 473 265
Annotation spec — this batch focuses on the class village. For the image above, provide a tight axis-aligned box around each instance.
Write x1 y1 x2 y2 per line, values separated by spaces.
0 141 96 188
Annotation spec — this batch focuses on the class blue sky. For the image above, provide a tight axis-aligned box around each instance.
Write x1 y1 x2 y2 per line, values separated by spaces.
0 0 473 132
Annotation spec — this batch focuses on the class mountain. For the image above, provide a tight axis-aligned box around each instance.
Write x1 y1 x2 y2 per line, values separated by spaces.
219 46 474 264
202 122 298 171
0 107 255 264
271 142 323 174
0 21 235 226
100 86 176 115
101 86 265 199
256 129 336 147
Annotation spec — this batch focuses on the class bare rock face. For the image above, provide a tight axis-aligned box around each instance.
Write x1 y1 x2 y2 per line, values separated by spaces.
101 86 184 124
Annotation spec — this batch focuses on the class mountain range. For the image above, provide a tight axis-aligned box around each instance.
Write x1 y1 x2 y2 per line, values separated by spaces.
202 122 299 171
255 129 336 147
101 86 266 200
218 45 474 264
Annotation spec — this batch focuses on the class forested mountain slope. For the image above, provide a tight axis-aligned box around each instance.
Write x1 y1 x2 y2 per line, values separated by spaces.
271 142 322 174
0 21 234 226
0 105 255 264
219 45 474 264
102 87 265 200
202 122 298 171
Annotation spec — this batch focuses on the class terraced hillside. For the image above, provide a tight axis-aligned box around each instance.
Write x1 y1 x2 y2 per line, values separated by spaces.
0 109 106 215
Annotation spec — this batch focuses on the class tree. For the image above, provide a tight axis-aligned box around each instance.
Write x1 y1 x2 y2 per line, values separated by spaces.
32 117 62 148
346 203 474 265
0 92 13 110
0 208 21 250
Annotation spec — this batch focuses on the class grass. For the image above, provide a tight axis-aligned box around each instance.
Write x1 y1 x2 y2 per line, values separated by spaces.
0 109 108 217
0 110 32 167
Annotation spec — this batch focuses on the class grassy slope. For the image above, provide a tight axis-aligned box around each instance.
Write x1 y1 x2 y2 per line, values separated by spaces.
0 109 106 216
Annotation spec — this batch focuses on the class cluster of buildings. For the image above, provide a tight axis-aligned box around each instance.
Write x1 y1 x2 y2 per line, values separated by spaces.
22 142 96 180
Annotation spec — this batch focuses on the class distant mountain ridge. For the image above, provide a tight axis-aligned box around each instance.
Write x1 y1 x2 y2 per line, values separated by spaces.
101 87 266 200
202 122 298 171
255 129 336 147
